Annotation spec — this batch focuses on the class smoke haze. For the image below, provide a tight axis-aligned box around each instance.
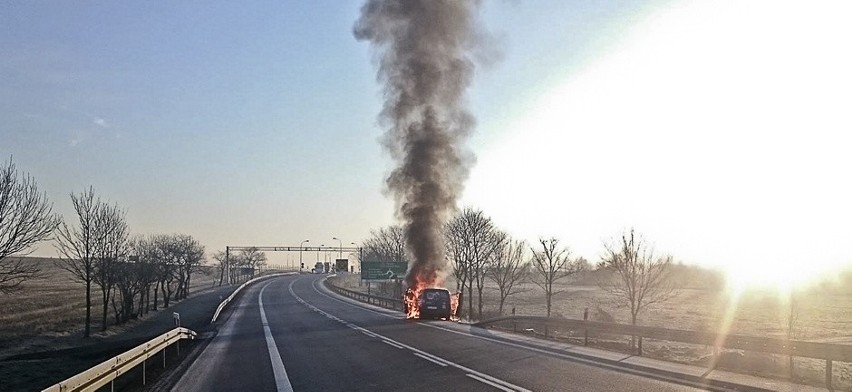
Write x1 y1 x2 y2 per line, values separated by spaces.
354 0 484 288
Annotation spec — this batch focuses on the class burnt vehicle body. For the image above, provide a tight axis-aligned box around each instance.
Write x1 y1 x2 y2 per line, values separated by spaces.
418 288 452 320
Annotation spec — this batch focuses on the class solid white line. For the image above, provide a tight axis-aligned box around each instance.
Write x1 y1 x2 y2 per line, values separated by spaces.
382 340 405 349
259 281 294 392
414 353 449 366
467 374 515 392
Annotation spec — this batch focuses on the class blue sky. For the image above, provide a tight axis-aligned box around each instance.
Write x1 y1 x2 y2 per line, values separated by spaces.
3 1 850 287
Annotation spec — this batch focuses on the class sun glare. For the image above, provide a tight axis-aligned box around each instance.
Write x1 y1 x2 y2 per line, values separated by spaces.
466 0 852 290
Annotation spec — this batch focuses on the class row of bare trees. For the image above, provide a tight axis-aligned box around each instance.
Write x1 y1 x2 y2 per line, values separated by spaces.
212 247 267 286
362 207 676 327
0 158 208 337
53 187 207 336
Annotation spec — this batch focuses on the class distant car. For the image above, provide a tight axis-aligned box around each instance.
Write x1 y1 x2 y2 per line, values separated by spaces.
418 288 451 320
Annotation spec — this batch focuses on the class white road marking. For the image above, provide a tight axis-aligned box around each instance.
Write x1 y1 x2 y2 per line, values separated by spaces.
411 350 449 366
382 340 405 349
467 374 516 392
259 281 294 392
414 353 449 367
289 277 531 392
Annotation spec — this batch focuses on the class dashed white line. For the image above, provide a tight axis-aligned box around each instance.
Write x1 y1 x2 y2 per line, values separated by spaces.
414 353 449 367
382 340 405 349
288 277 530 392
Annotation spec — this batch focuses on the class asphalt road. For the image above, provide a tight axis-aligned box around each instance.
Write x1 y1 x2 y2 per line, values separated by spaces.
172 274 705 392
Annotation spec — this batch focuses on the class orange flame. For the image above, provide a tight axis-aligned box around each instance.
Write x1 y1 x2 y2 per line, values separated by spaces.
450 292 460 321
404 287 421 319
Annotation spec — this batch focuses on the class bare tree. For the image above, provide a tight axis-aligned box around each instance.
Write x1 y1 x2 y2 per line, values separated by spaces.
130 236 158 316
152 234 179 308
530 237 582 317
239 247 265 280
446 227 468 294
55 187 103 337
227 253 244 284
445 208 506 320
212 250 230 286
173 234 205 300
599 229 675 330
487 238 528 315
0 158 60 293
111 260 143 324
91 202 129 331
362 225 406 264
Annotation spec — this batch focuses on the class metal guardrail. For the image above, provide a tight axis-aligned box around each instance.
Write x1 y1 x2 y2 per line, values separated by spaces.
475 315 852 389
324 279 404 311
41 272 293 392
41 327 196 392
211 272 294 323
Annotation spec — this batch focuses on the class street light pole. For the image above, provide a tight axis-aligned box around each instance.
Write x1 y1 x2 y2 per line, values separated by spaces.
300 239 309 272
332 237 343 259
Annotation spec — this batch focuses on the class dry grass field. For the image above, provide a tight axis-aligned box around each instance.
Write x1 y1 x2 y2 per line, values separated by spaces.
334 271 852 390
0 257 218 359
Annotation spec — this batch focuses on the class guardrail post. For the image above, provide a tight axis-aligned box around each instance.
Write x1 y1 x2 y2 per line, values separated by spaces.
826 359 832 389
638 336 643 356
143 359 146 386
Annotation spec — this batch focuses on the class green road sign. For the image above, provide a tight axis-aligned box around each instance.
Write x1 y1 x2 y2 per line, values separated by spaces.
361 261 407 280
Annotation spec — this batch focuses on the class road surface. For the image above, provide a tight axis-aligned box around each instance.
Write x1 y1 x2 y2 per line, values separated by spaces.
173 274 704 391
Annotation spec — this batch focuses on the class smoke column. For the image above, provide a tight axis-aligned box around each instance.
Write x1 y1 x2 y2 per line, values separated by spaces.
354 1 483 289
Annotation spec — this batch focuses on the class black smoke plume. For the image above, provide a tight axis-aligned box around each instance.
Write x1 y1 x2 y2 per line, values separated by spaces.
354 1 484 288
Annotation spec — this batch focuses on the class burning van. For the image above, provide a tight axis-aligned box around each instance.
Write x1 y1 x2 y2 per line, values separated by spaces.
404 287 461 320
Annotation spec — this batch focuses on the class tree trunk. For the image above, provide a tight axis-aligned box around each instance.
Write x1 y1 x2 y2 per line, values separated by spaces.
466 280 473 320
161 281 168 308
163 281 173 307
153 282 159 311
123 289 134 322
138 289 145 317
84 279 91 338
476 284 484 319
111 293 121 325
545 288 552 317
101 286 109 332
630 312 638 349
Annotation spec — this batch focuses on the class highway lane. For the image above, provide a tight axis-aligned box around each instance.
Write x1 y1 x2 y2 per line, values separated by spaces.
173 274 704 391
